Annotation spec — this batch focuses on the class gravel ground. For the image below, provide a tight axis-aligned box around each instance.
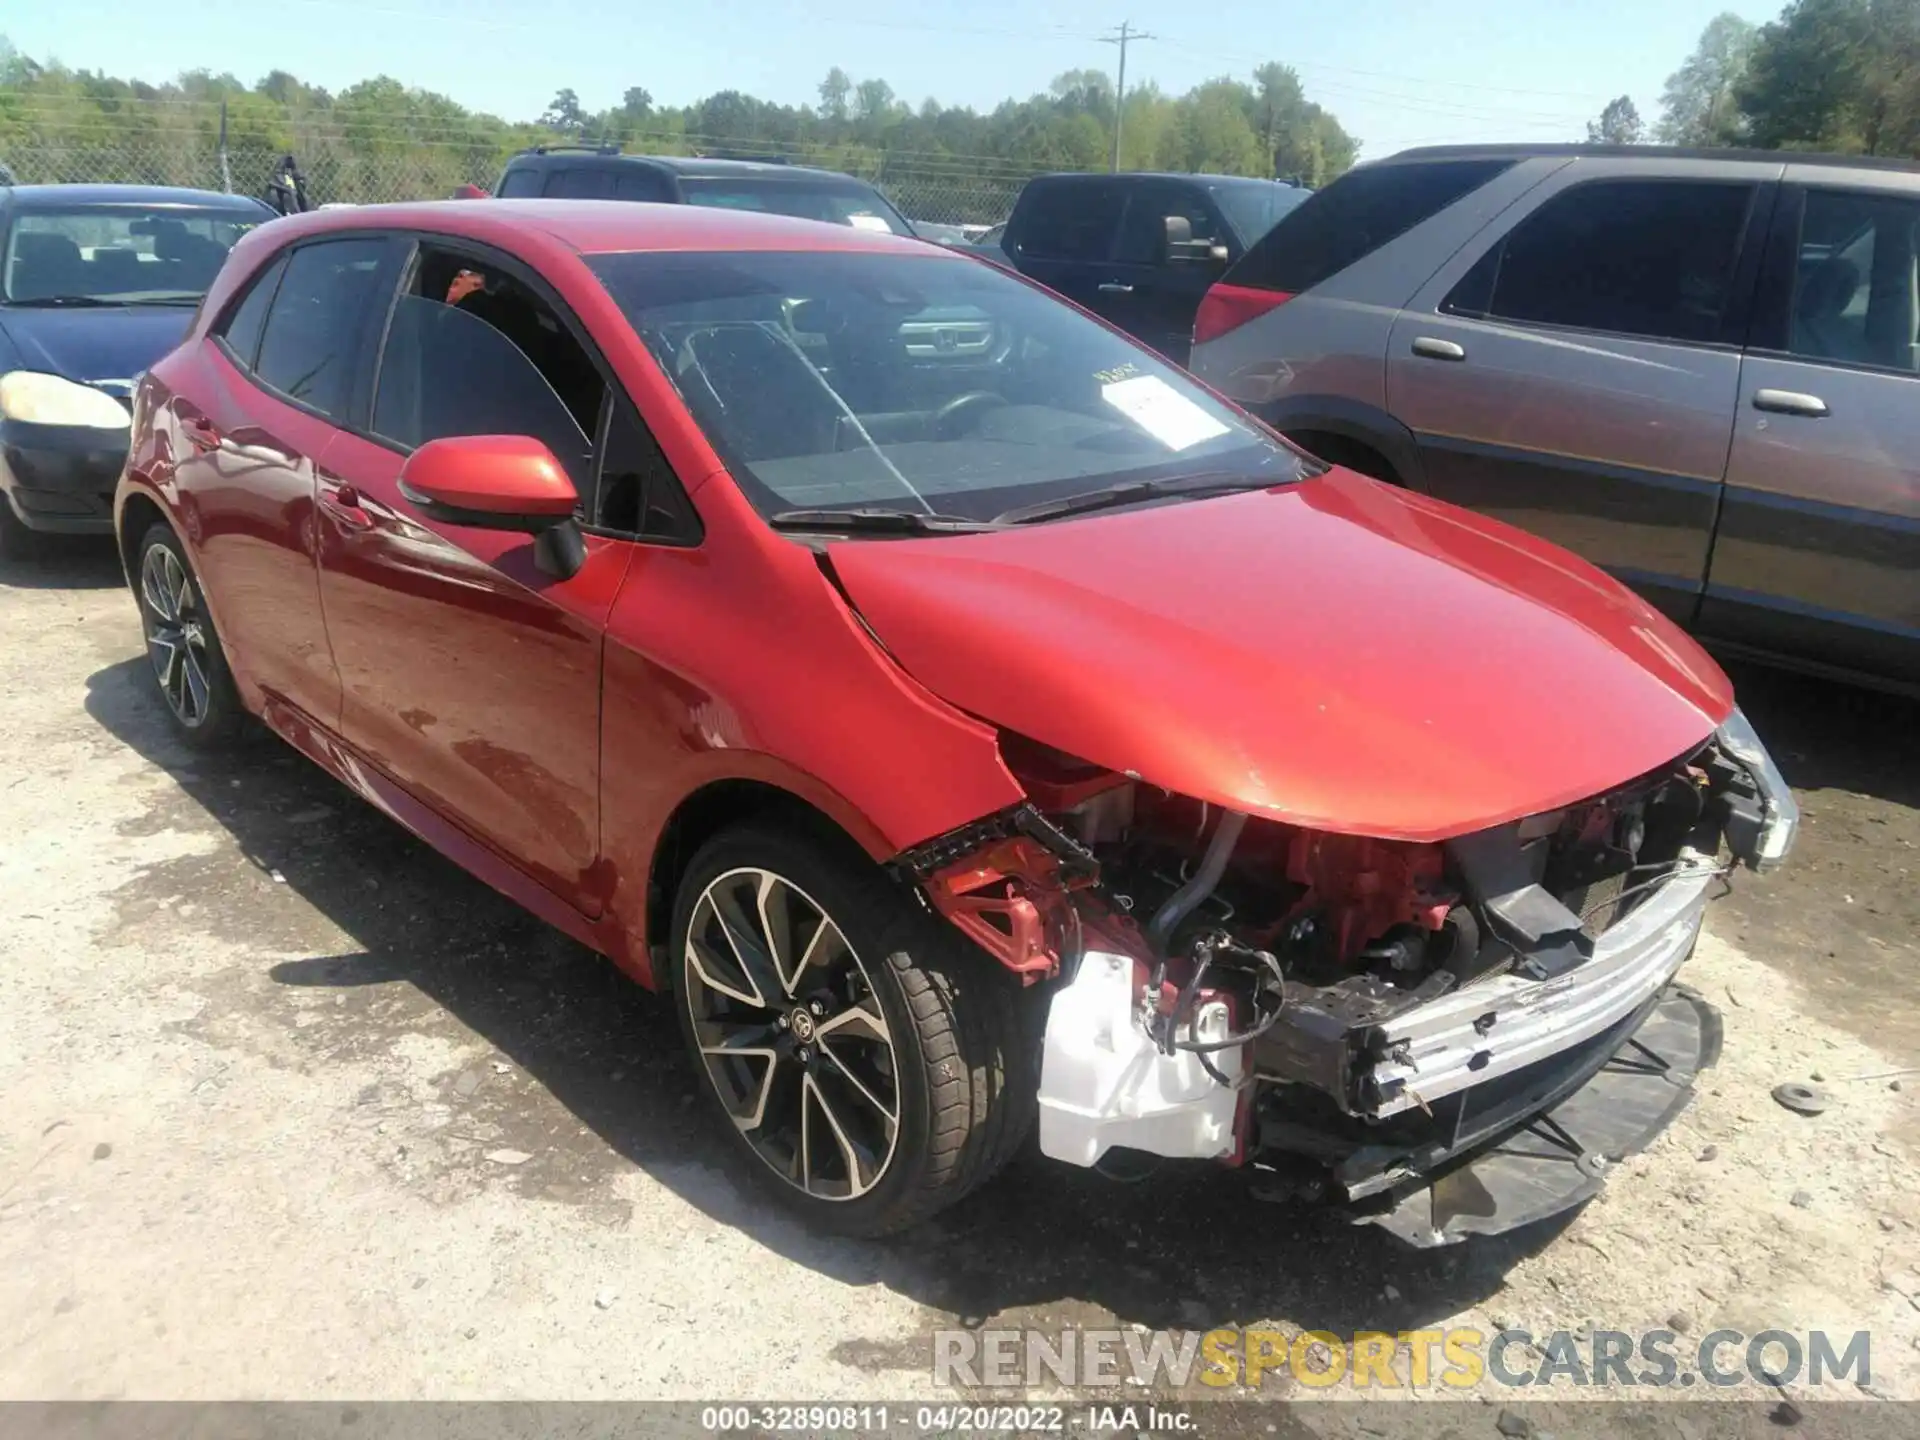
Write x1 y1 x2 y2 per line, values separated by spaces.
2 539 1917 1426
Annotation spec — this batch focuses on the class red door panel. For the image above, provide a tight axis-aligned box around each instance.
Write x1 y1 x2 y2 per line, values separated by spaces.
158 345 341 721
313 429 632 914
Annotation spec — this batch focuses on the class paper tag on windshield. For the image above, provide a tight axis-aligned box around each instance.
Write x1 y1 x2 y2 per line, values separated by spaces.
1101 374 1232 451
847 214 893 232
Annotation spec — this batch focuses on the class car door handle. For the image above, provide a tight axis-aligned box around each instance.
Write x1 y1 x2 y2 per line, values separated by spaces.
1098 282 1134 294
183 415 222 451
1411 337 1467 362
318 483 373 529
1752 388 1829 418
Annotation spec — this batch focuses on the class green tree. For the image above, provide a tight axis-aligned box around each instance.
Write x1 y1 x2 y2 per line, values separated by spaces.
817 67 851 123
853 78 897 126
1586 94 1646 143
1164 78 1266 174
0 40 1359 209
540 87 588 136
1735 0 1920 155
1658 12 1757 143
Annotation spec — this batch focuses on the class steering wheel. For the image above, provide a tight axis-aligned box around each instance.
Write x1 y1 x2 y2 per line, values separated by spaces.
934 390 1009 438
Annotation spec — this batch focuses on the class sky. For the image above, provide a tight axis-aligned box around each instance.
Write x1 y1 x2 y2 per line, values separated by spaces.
3 0 1780 160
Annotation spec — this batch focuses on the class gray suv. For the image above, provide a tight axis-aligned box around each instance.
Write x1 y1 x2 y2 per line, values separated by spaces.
1190 144 1920 694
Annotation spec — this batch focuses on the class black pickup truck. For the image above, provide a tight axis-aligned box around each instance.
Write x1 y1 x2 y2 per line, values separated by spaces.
957 171 1309 365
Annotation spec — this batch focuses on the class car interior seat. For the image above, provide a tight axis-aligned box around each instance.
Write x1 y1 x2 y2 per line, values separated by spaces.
1793 256 1871 365
9 233 87 300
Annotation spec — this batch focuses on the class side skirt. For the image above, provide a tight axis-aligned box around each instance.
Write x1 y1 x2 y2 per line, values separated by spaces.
255 692 636 974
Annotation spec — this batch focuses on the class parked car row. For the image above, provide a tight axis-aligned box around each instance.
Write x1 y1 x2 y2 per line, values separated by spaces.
0 182 274 555
1187 144 1920 695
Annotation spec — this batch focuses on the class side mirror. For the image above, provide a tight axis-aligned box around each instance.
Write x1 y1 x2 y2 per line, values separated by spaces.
1163 215 1228 266
398 434 585 578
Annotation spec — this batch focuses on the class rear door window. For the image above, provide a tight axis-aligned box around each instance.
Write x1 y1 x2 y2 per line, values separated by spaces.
495 168 543 198
254 237 392 420
1446 179 1757 345
1785 188 1920 372
1229 158 1512 294
1013 181 1126 263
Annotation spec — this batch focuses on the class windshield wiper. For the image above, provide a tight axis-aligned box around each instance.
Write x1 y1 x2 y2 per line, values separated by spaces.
5 293 202 308
991 473 1280 525
5 294 123 308
769 507 1002 535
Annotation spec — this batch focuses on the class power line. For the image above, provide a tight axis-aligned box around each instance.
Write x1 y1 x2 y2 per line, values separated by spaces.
1099 20 1156 173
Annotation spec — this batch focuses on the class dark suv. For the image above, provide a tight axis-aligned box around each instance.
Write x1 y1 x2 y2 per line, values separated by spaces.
971 172 1310 364
491 146 917 236
1191 144 1920 695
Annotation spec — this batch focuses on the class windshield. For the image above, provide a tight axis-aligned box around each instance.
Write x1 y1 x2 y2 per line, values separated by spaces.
590 249 1302 524
1208 181 1310 247
677 178 915 237
2 205 263 303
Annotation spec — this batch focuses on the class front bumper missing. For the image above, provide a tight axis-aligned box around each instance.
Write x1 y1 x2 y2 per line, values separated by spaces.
1355 983 1720 1247
1363 868 1714 1119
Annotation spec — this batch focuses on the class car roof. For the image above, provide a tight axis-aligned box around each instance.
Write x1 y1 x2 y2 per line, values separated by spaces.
255 197 949 257
1027 171 1302 187
0 182 274 210
1381 142 1920 175
505 150 878 183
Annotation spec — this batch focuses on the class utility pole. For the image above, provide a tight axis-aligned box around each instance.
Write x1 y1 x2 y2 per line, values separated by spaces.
1100 21 1155 173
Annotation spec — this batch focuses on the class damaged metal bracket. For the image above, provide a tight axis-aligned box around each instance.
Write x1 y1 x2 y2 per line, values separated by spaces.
891 804 1104 983
891 803 1099 886
1445 822 1593 980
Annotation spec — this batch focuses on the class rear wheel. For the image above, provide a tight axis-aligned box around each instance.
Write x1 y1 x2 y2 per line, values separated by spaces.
670 823 1036 1235
135 523 243 748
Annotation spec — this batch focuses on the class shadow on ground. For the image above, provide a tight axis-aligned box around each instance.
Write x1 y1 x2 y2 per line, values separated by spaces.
1710 662 1920 1062
82 651 1724 1355
0 536 125 590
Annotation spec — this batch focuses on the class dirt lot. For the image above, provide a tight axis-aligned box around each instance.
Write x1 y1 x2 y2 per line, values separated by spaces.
2 537 1918 1424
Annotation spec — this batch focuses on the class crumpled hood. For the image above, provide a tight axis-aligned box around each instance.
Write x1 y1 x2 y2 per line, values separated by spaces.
827 469 1734 841
0 305 195 384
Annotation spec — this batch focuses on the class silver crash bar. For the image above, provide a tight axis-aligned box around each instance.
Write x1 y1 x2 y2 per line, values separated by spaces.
1361 865 1715 1119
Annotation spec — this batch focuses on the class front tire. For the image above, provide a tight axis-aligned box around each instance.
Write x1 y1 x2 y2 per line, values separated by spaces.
670 823 1036 1236
135 522 243 748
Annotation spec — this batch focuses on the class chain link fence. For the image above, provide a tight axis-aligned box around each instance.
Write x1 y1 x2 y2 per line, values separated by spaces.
1 128 1041 229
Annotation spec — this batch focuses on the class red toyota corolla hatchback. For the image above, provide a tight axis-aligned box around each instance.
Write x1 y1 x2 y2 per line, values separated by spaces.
115 200 1796 1244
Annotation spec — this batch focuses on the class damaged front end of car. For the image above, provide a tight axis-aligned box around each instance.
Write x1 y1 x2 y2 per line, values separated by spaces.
890 710 1797 1246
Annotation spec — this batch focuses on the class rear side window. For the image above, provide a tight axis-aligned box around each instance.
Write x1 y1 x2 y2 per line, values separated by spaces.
1784 188 1920 372
254 238 391 419
1014 181 1126 263
1446 179 1757 345
1229 158 1512 294
496 168 542 198
216 253 287 371
544 168 611 199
